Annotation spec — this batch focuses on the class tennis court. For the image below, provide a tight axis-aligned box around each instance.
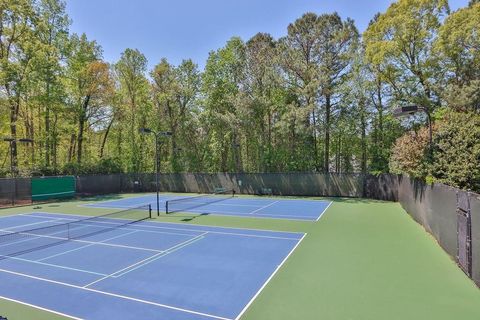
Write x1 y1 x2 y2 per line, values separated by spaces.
0 209 304 320
85 193 331 221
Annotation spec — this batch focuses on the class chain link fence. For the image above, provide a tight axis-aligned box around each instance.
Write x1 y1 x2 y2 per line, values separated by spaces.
2 172 479 286
75 173 370 198
0 178 32 208
397 176 480 287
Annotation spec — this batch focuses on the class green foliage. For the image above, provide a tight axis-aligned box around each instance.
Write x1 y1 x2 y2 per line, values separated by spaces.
435 2 480 111
0 0 479 194
469 0 480 7
390 110 480 192
431 111 480 190
114 48 151 173
363 0 449 108
436 2 480 80
442 81 480 112
389 126 432 178
61 157 123 175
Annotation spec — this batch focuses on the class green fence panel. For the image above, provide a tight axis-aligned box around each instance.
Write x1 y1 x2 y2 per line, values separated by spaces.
31 176 76 201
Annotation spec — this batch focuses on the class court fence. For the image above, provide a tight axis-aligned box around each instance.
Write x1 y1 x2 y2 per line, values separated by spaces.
395 176 480 287
76 173 369 198
67 172 480 288
0 176 76 208
0 177 32 207
1 172 479 287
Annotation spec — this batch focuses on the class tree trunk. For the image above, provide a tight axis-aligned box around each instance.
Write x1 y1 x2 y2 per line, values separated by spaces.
52 113 58 172
376 82 384 148
68 134 76 162
99 116 115 158
77 96 90 163
9 97 19 175
324 94 331 173
312 108 318 171
45 82 50 167
360 102 367 174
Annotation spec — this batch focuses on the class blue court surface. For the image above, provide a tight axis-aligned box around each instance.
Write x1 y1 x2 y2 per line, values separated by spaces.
0 212 305 320
85 194 332 221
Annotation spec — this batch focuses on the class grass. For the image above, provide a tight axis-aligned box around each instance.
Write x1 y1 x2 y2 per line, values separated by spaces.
0 195 479 319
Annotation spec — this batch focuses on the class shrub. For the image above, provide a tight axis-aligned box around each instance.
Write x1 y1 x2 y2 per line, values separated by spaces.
61 158 123 175
431 111 480 191
389 126 432 178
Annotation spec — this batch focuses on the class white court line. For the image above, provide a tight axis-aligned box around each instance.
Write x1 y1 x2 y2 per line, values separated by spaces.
0 225 157 276
112 235 206 278
0 268 232 320
78 194 155 205
248 200 279 214
1 217 69 231
85 232 208 287
167 200 262 208
0 229 69 250
0 295 81 320
80 194 167 205
316 201 333 221
0 253 107 276
37 230 140 262
27 212 304 240
68 236 161 253
0 213 32 219
0 212 306 320
0 223 163 254
157 231 208 253
80 200 155 210
25 212 211 238
78 201 159 214
234 233 307 320
211 202 264 208
186 208 317 220
0 222 103 252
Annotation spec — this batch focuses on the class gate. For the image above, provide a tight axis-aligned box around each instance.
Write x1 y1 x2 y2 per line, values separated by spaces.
457 191 472 276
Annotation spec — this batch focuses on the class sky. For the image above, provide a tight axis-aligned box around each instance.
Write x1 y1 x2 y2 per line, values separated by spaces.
65 0 470 70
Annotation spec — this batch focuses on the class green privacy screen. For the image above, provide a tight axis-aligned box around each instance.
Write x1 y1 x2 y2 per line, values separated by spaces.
31 176 76 201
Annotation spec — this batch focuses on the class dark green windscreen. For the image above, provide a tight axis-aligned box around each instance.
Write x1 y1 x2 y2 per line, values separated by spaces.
31 176 75 201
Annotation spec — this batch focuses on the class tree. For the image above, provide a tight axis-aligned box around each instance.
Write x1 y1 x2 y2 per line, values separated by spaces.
277 13 358 172
277 13 322 171
202 37 245 172
243 33 283 171
151 58 201 172
0 0 38 174
341 47 369 173
35 0 69 169
66 33 112 164
114 48 150 173
315 13 358 172
364 0 449 118
435 2 480 111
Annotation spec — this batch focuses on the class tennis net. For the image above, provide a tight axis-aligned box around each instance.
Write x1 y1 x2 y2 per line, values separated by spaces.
166 190 234 214
0 204 151 260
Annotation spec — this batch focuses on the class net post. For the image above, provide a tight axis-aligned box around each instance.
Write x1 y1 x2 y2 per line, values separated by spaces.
165 201 169 215
149 204 152 219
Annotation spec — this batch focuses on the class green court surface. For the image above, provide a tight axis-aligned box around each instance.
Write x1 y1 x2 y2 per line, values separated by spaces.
0 195 479 320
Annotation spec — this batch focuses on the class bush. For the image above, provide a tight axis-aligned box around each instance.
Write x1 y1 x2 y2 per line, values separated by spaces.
95 158 124 174
389 126 432 178
431 111 480 191
61 158 124 175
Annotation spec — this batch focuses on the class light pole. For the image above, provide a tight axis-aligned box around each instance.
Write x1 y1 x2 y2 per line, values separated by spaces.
2 137 34 205
393 105 433 156
139 128 172 216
